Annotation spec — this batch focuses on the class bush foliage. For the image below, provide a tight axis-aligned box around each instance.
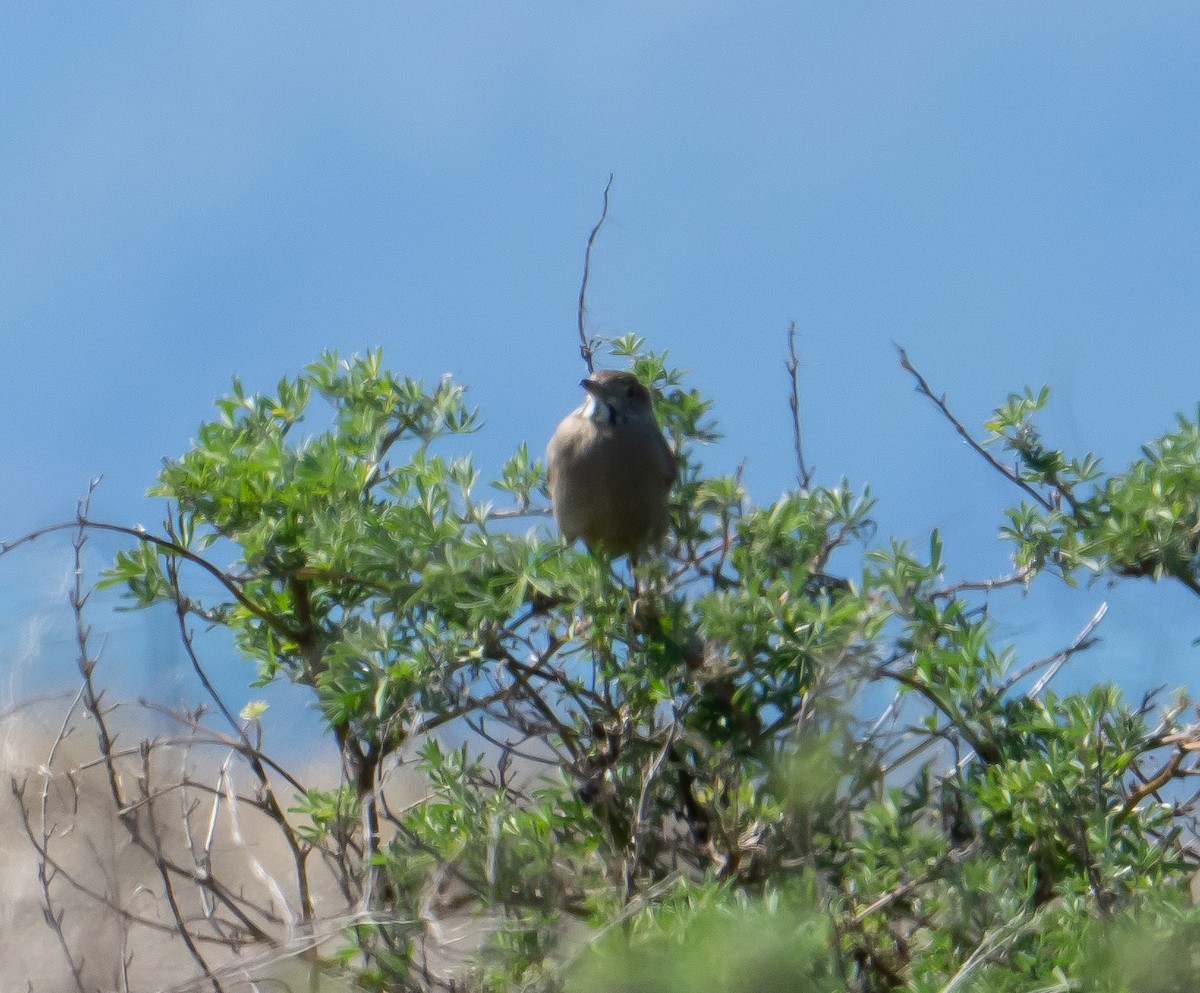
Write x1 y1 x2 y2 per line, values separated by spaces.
74 337 1200 990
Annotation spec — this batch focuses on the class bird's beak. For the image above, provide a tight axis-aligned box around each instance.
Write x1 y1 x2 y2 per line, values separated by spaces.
581 377 605 398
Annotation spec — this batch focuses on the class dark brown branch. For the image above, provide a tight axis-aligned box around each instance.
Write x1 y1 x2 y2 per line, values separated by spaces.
1123 748 1190 815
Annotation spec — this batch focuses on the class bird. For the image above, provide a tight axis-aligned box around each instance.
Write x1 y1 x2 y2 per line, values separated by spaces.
546 369 676 558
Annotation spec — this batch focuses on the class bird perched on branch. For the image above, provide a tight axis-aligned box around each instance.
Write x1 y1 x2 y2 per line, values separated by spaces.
546 370 676 559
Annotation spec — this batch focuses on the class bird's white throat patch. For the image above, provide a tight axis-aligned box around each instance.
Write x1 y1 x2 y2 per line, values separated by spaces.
582 395 610 423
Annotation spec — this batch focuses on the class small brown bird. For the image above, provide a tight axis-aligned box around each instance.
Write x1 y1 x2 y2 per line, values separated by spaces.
546 369 676 558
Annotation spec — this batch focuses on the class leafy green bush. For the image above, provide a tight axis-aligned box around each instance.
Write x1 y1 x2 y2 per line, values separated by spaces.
89 337 1200 991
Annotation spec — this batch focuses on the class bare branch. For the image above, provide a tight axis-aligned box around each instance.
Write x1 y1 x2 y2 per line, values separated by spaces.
163 550 316 921
71 486 128 816
139 742 224 993
785 321 814 491
932 565 1035 601
627 725 677 898
851 841 979 926
31 680 90 993
896 345 1054 512
129 701 309 796
1016 601 1108 698
938 908 1040 993
12 774 262 946
1 513 300 642
577 173 614 374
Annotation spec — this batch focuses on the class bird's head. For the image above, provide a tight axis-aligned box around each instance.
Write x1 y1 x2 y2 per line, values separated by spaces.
580 370 655 425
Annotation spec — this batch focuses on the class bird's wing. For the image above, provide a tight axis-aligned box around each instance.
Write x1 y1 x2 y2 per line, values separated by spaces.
545 416 578 490
659 434 678 485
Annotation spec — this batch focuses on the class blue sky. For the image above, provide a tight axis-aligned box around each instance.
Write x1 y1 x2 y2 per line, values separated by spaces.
2 3 1199 750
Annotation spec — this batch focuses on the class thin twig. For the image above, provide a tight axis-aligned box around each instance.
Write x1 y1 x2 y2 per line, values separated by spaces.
32 680 90 993
1 514 298 640
1019 601 1108 698
881 601 1108 778
938 909 1036 993
577 173 614 374
785 321 814 491
11 776 261 945
163 550 316 921
71 485 128 816
932 565 1035 601
558 870 686 975
197 764 222 921
129 700 309 794
896 345 1054 512
627 726 677 898
221 758 298 934
141 743 225 993
851 841 978 925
